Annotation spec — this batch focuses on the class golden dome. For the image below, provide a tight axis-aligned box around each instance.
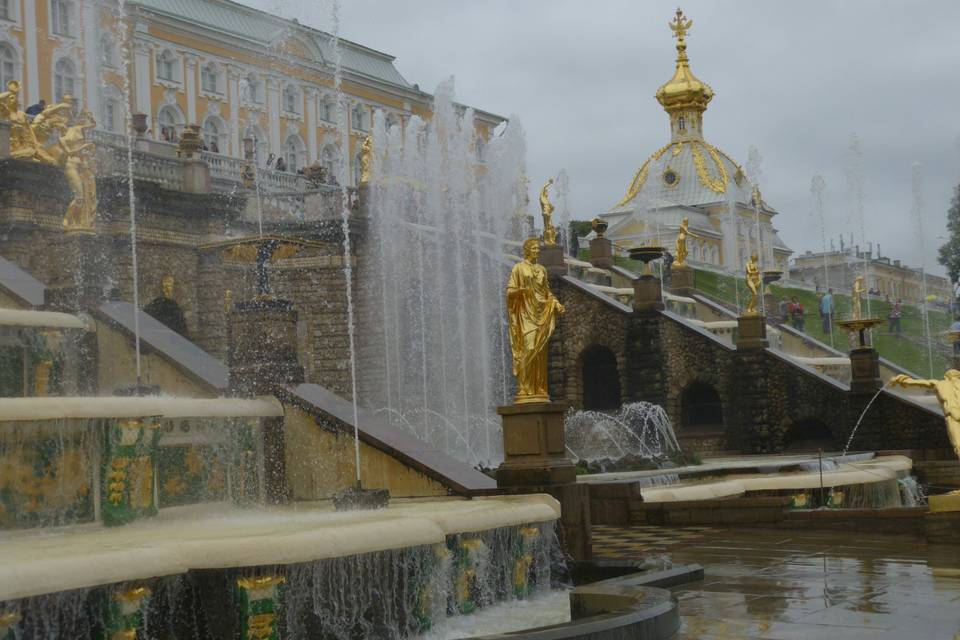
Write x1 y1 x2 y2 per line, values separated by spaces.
655 8 714 115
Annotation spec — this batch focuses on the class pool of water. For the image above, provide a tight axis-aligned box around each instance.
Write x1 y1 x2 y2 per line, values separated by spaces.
422 589 572 639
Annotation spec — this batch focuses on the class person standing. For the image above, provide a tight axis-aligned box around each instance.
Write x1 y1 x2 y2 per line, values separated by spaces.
889 299 902 335
820 288 834 334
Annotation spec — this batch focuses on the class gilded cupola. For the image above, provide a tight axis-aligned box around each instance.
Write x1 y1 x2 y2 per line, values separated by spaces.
656 8 714 142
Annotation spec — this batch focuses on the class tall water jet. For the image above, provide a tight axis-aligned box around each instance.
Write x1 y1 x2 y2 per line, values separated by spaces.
811 174 834 347
362 80 526 467
912 161 934 377
846 133 872 319
554 169 570 254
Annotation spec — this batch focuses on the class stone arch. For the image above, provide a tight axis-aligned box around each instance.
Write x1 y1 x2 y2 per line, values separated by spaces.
781 418 834 453
52 56 77 102
679 381 724 433
0 38 22 89
283 133 306 171
243 123 267 164
157 103 185 142
201 114 228 152
321 143 340 178
579 344 621 410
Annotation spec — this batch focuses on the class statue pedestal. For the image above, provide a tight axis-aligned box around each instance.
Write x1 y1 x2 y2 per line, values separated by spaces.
588 237 612 269
849 347 882 394
670 265 694 296
633 275 664 312
736 314 768 350
182 158 211 194
539 244 566 276
497 402 575 487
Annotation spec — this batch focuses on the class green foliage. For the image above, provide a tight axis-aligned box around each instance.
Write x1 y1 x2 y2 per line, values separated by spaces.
669 450 703 467
569 220 593 238
938 184 960 284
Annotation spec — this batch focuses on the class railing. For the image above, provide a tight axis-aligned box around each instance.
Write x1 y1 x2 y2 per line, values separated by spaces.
95 140 185 192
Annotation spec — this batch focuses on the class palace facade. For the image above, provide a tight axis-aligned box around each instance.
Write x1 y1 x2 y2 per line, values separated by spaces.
0 0 502 184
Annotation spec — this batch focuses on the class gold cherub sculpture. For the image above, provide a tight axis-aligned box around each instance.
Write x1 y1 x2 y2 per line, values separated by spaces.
539 178 557 246
507 238 565 403
745 253 761 315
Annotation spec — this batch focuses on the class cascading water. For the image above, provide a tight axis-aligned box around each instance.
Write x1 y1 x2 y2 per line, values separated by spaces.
564 402 680 466
362 80 527 467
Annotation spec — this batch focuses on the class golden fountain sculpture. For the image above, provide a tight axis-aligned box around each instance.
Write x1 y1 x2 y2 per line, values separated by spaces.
359 135 372 185
0 82 97 232
674 217 697 268
891 370 960 462
507 238 565 403
744 253 761 315
837 274 882 347
539 178 557 247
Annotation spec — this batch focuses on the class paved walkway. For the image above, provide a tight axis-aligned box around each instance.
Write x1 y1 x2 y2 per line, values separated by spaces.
592 525 960 639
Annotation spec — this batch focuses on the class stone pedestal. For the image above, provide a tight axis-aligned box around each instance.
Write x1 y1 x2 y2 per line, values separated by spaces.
183 158 211 194
670 265 694 296
539 244 566 276
497 402 575 486
0 121 10 158
736 314 768 350
589 237 612 269
633 275 664 312
849 347 882 394
228 298 305 396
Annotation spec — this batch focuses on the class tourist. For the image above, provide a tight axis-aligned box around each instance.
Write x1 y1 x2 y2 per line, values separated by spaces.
264 153 276 170
569 231 579 257
210 140 219 154
779 297 789 321
953 316 960 356
889 299 902 335
275 156 287 172
24 99 45 118
820 288 834 333
790 296 804 331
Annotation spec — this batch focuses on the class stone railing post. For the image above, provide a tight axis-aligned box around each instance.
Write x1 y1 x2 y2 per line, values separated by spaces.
588 236 612 269
732 313 772 452
182 157 211 194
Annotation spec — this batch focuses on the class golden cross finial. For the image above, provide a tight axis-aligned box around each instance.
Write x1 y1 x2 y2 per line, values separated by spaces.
669 8 692 43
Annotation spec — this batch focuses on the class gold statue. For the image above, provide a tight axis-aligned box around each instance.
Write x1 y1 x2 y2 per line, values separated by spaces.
539 178 557 246
359 135 372 185
745 253 761 315
891 370 960 460
507 238 565 403
674 217 697 267
58 110 98 232
0 80 46 162
851 275 865 320
32 96 75 164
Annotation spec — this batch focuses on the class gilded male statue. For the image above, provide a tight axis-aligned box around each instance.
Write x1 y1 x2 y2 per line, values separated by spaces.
891 370 960 460
674 217 697 267
359 135 372 184
539 178 557 246
58 110 98 232
745 253 761 315
507 238 565 403
0 80 46 162
851 275 866 320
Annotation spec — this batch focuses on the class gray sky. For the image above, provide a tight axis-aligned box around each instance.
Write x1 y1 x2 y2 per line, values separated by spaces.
246 0 960 277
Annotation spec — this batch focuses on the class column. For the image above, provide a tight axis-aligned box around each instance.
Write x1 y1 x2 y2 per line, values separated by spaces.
133 41 152 128
266 77 281 156
184 55 197 124
228 66 240 156
82 1 99 115
23 0 39 105
305 88 318 163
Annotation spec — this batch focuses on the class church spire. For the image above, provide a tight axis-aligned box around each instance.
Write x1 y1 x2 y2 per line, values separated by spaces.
656 8 714 142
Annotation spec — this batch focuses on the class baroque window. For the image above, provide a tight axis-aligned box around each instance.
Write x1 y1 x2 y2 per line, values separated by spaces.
156 50 177 82
99 35 115 68
319 96 333 122
0 44 16 88
51 0 73 36
53 58 76 102
201 63 219 94
0 0 11 21
283 85 299 114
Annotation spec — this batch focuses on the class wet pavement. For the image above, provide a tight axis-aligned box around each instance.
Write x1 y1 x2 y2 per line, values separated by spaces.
592 525 960 639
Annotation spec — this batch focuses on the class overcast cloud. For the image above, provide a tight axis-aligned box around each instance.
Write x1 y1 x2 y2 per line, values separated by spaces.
245 0 960 277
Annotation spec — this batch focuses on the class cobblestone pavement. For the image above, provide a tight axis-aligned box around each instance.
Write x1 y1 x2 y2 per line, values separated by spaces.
592 525 960 639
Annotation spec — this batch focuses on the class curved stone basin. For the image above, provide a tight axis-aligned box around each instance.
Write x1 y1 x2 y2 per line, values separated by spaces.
0 494 560 601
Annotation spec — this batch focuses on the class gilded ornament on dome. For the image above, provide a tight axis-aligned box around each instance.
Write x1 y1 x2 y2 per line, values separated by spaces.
615 143 671 207
662 166 679 188
690 140 727 193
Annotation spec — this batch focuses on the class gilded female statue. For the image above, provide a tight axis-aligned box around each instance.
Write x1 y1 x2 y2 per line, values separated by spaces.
851 275 865 320
31 96 75 164
507 238 565 403
674 217 697 267
57 110 98 232
745 253 761 315
359 135 372 184
539 178 557 246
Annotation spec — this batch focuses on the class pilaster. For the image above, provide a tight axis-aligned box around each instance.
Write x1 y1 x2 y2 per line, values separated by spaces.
266 77 282 156
184 54 198 125
305 88 318 162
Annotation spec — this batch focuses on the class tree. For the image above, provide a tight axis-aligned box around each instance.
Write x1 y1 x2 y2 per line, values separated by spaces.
569 220 593 238
938 184 960 285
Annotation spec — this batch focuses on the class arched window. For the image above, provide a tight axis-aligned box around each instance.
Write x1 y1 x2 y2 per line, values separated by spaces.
680 382 723 433
677 115 685 131
351 103 367 131
202 117 224 152
156 49 177 82
284 134 305 171
580 345 621 410
158 105 183 143
200 63 219 94
99 34 115 68
101 97 117 132
0 0 11 21
283 85 299 114
53 58 76 102
51 0 74 37
321 144 338 178
0 44 16 88
319 95 334 122
243 125 266 164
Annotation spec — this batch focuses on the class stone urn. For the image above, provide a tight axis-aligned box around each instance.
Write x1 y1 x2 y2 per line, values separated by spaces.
131 113 148 137
591 217 608 238
178 124 203 159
